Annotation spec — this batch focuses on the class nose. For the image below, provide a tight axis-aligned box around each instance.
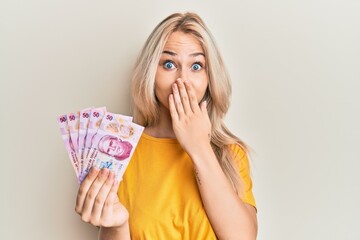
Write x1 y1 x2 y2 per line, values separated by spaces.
177 67 189 81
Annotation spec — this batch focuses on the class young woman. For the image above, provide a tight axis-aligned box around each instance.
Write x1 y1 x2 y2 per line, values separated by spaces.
75 12 258 239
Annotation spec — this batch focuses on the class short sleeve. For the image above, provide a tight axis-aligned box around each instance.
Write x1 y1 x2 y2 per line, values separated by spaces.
229 144 256 209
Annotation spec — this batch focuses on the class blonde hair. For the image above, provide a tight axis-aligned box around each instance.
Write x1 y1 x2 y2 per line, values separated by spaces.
131 12 248 197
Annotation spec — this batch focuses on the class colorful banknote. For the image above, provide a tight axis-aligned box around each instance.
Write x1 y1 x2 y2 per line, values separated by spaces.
58 107 143 183
84 107 107 160
57 114 80 181
78 107 93 175
86 112 142 181
67 111 80 159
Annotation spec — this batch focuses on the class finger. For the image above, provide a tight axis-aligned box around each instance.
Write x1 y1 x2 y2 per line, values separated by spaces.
184 80 201 112
81 168 110 222
201 100 207 114
169 94 179 123
200 100 211 140
200 100 211 125
101 179 121 226
176 79 192 114
75 167 99 215
172 82 185 118
90 171 116 226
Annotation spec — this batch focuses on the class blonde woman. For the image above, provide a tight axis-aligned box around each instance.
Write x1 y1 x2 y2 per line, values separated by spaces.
75 12 258 239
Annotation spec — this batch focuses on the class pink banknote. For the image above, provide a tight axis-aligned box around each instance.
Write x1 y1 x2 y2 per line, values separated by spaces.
58 107 141 183
67 111 80 159
57 114 80 180
89 112 143 181
78 107 93 175
84 107 107 160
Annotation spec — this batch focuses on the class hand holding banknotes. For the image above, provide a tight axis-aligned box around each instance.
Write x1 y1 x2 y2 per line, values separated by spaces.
75 167 129 230
57 107 143 238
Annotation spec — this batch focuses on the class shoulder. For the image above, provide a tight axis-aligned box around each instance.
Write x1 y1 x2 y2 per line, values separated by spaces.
228 143 251 173
229 144 247 159
229 144 256 207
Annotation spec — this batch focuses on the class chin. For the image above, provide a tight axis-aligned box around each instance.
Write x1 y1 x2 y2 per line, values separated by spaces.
156 100 170 112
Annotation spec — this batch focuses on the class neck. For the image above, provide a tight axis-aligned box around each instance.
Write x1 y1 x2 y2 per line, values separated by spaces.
144 105 176 138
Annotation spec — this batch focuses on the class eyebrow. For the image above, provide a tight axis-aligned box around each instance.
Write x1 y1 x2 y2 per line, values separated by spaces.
162 50 205 57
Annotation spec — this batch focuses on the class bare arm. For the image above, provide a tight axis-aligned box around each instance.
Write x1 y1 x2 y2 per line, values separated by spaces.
169 79 257 240
191 144 257 239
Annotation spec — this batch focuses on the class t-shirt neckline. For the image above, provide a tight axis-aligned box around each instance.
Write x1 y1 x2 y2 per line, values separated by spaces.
141 132 180 144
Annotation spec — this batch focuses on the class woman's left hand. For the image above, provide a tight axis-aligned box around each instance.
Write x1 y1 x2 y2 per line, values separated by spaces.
169 78 212 156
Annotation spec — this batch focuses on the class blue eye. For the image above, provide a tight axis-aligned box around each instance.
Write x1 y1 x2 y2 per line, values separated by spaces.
164 61 175 69
191 63 202 71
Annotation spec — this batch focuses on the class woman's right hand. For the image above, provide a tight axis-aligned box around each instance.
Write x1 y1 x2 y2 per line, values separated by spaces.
75 167 129 229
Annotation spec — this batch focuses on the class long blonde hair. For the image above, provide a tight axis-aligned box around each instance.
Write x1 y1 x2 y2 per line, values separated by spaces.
131 12 248 197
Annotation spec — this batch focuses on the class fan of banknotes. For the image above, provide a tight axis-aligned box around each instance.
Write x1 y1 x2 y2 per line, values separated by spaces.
57 107 144 183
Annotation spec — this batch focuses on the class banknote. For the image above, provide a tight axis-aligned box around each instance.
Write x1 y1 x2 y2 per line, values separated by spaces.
84 107 107 160
67 111 80 159
88 112 144 181
58 107 142 183
79 112 134 182
78 107 93 175
57 114 80 180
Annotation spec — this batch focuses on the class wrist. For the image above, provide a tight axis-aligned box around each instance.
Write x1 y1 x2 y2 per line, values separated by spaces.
99 221 130 240
188 141 214 165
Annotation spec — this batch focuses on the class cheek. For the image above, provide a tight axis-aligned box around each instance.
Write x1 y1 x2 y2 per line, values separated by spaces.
193 77 209 101
154 69 174 101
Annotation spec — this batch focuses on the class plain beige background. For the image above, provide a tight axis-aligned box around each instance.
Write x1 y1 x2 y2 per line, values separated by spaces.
1 0 359 239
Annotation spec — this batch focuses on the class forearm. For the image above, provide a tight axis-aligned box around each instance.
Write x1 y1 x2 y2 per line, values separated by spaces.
98 222 131 240
190 144 257 240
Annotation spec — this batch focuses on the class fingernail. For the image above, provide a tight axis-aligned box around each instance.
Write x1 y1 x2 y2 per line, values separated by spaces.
90 167 99 175
108 171 115 179
113 179 119 187
101 168 108 176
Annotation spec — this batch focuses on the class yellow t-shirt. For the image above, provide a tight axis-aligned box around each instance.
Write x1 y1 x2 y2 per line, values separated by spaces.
118 133 256 239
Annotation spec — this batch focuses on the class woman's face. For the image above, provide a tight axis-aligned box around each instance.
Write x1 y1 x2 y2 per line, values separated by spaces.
155 31 209 110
